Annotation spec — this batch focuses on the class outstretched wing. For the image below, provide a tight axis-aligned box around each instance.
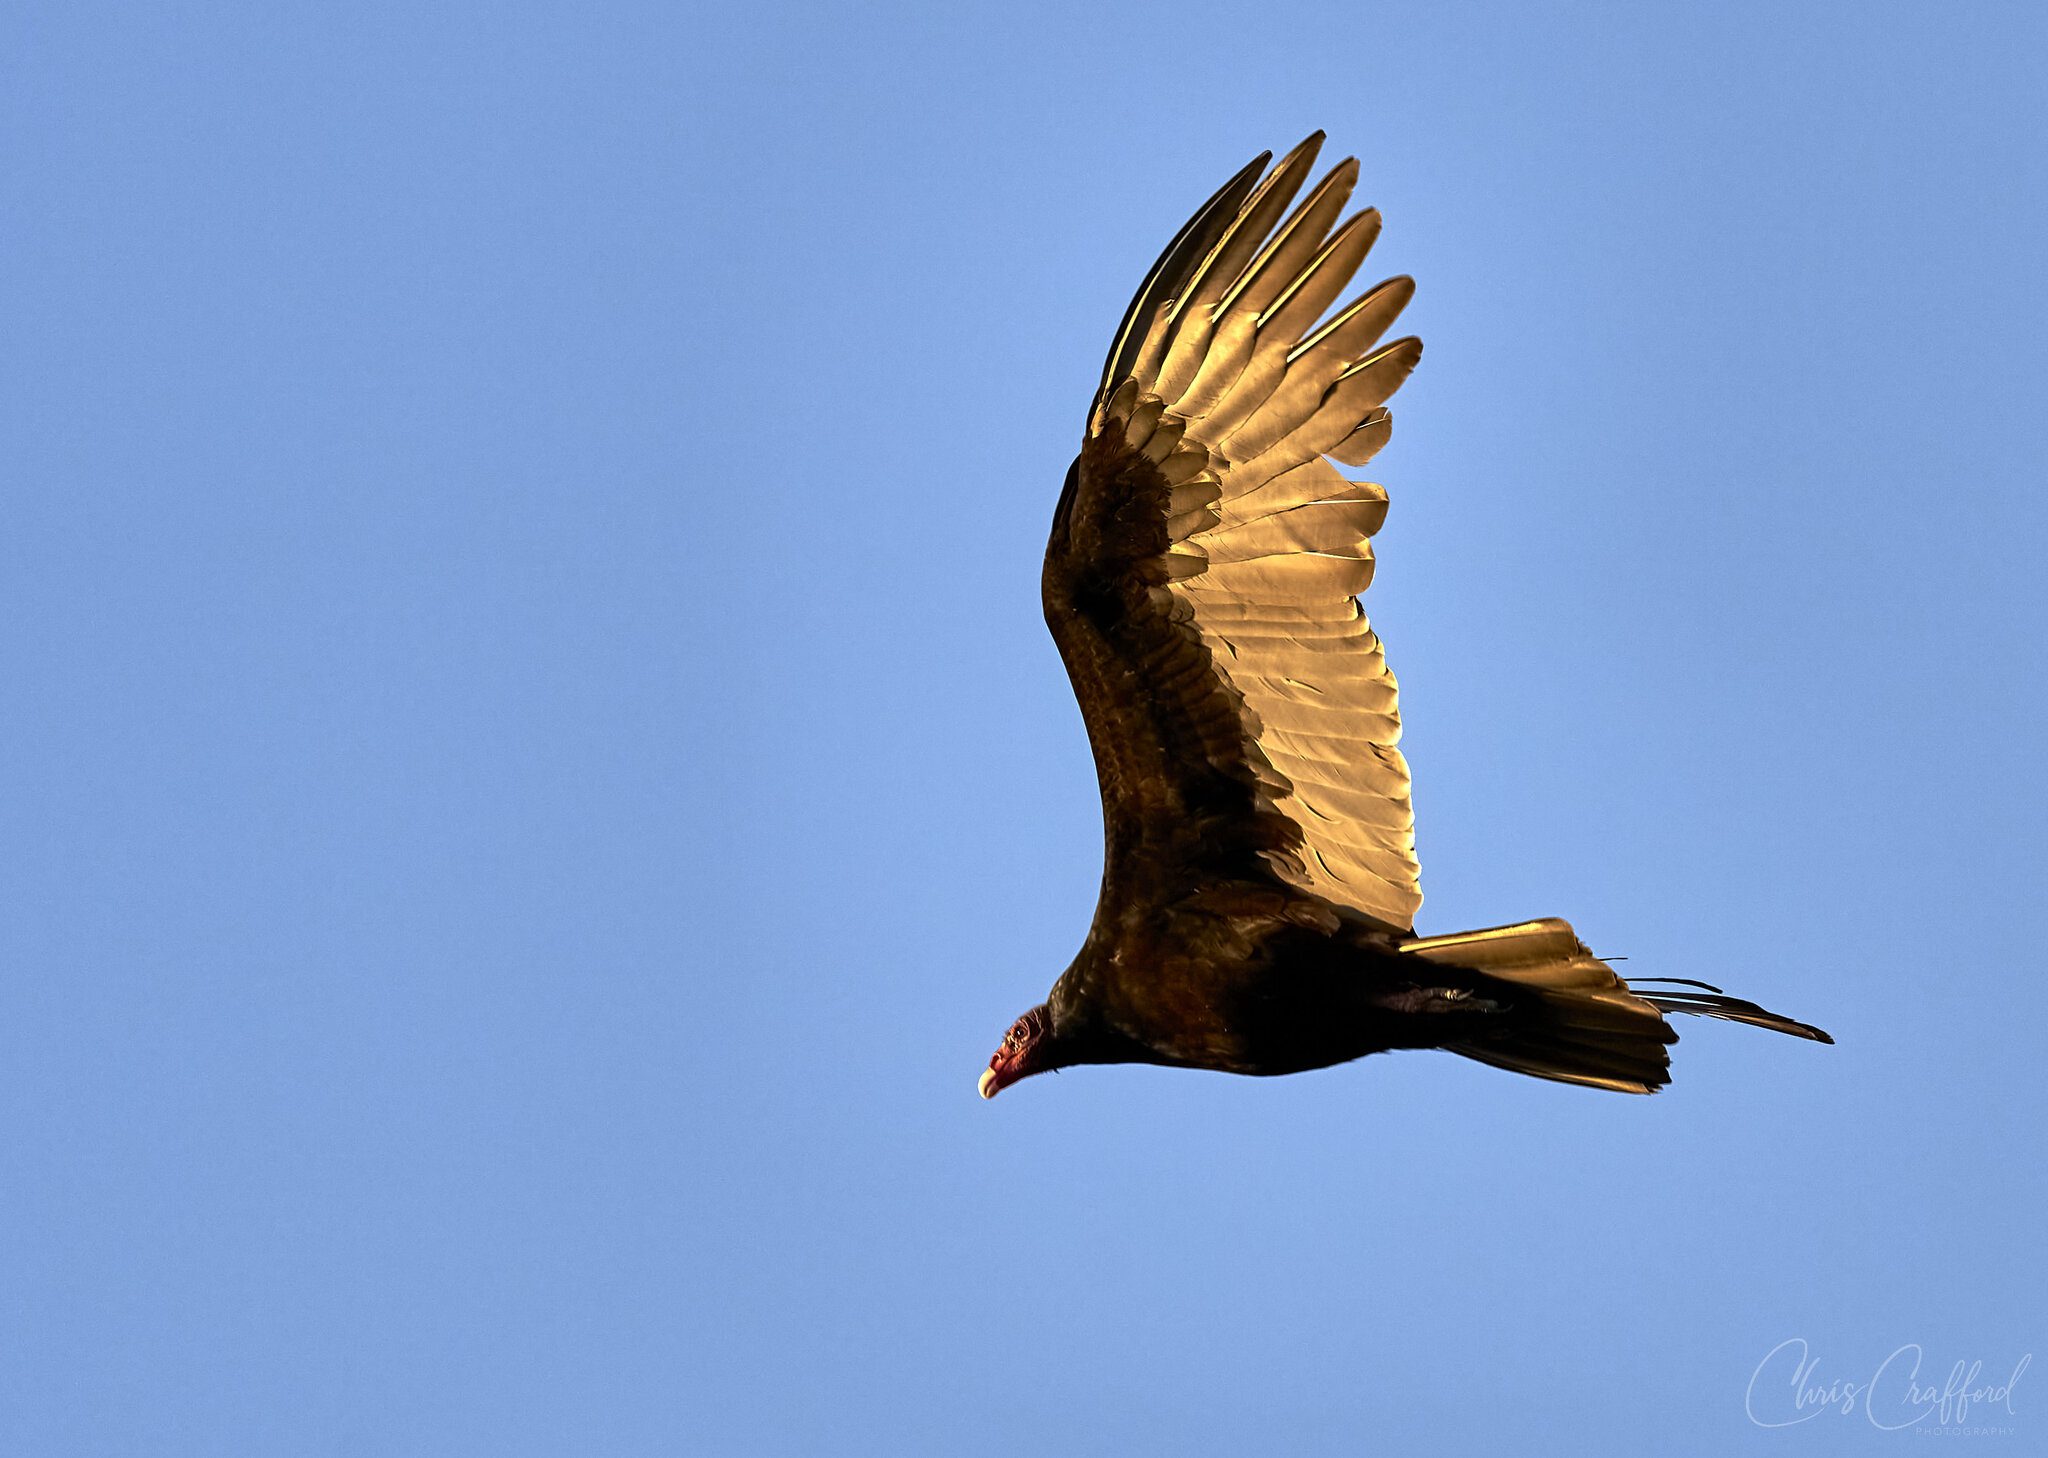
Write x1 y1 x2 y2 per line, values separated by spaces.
1045 135 1424 935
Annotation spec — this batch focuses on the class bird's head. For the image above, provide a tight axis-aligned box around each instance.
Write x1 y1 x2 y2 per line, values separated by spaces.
979 1003 1056 1099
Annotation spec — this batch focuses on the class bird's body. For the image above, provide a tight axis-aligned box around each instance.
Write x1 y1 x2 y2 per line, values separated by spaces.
981 136 1829 1100
1049 912 1497 1078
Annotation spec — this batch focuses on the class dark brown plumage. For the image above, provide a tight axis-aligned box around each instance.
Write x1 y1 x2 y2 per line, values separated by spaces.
980 136 1830 1100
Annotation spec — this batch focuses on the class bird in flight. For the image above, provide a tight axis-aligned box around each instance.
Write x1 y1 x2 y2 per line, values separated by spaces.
981 134 1830 1100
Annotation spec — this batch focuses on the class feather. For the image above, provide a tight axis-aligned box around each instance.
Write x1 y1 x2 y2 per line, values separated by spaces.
1095 153 1271 429
1153 134 1326 401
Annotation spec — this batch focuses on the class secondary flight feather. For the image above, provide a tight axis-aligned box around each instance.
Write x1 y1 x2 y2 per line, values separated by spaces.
981 135 1829 1099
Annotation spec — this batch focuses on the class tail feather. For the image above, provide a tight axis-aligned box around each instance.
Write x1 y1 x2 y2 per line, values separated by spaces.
1401 917 1831 1095
1630 984 1834 1043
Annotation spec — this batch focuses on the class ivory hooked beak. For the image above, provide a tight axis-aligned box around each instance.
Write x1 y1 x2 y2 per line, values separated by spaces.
978 1067 998 1099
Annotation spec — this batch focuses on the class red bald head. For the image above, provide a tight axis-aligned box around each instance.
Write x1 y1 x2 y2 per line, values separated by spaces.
979 1004 1055 1099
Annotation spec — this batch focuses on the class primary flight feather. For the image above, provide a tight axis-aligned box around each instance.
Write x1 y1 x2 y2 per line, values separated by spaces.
981 135 1829 1100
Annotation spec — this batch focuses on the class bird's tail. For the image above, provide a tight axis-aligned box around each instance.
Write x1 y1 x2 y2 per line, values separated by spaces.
1401 918 1832 1095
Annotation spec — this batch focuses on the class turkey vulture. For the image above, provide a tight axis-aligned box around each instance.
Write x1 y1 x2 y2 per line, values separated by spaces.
980 134 1830 1100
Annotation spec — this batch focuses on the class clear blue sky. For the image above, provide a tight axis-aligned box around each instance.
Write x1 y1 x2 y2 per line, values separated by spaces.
6 2 2043 1453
